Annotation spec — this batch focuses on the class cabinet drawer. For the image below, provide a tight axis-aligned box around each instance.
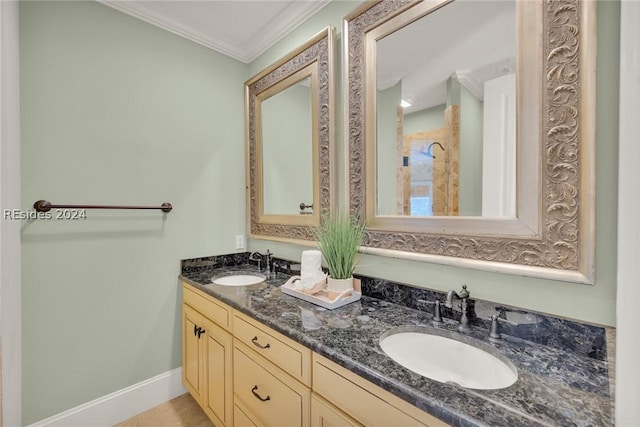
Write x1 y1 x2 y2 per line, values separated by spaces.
183 282 230 329
234 341 310 427
313 354 449 427
233 310 311 385
234 400 264 427
311 394 362 427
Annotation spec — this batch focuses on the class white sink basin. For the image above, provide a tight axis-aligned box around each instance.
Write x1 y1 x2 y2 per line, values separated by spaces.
211 274 266 286
380 331 517 390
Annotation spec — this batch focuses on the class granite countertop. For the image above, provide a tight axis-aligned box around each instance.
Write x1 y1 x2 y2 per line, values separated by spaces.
179 262 612 427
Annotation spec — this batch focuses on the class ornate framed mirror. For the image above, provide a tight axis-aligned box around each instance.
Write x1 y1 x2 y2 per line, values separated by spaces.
344 0 596 283
246 26 335 243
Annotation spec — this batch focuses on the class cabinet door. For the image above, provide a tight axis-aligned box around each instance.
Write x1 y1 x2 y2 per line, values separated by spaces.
203 317 233 427
311 395 362 427
183 304 204 402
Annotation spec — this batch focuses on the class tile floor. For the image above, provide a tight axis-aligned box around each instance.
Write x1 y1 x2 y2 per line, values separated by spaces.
114 393 213 427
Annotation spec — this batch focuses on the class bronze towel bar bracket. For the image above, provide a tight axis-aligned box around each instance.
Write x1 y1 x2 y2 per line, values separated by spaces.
33 200 173 213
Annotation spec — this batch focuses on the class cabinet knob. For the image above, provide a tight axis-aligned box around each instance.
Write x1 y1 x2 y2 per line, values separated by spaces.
251 385 271 402
197 328 206 338
251 336 271 349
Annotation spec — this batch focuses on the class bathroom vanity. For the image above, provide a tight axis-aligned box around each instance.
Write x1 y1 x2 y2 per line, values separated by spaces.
179 254 613 427
183 281 440 427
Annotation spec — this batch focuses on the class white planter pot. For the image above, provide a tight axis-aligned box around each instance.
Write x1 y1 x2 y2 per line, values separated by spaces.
327 277 354 299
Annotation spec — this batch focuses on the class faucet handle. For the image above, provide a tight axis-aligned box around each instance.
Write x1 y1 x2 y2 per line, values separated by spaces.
489 314 502 341
432 300 443 323
488 314 518 341
417 299 443 323
490 313 518 326
459 284 470 298
274 260 291 274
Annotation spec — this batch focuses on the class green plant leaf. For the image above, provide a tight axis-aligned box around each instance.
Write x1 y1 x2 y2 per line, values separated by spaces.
314 211 366 280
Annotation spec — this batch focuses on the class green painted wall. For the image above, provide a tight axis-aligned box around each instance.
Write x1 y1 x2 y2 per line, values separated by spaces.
376 82 402 215
262 82 313 215
447 77 484 216
458 85 484 216
403 104 446 135
20 1 247 423
249 0 620 327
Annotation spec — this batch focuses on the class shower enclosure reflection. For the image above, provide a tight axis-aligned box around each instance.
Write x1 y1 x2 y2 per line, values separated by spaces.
401 109 458 217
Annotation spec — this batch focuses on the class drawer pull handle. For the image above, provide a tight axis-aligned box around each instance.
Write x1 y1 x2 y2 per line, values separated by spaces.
251 385 271 402
193 325 205 338
251 336 271 349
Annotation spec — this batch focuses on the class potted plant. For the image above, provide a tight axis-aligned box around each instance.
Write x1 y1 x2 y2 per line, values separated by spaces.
314 211 366 297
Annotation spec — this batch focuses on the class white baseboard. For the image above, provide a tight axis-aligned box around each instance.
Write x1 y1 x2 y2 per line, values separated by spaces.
26 368 187 427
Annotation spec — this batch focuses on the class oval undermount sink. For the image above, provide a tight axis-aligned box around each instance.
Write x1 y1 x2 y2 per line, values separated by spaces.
380 330 517 390
211 274 266 286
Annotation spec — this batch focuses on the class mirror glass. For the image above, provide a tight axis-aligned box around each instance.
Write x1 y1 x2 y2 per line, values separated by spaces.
246 27 335 242
344 0 596 283
262 76 314 215
375 0 516 217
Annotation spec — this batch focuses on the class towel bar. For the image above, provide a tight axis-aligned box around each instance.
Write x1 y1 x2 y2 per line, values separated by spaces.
33 200 173 213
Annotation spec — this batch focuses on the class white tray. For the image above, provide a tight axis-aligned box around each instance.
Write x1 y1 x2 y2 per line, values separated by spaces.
280 276 361 310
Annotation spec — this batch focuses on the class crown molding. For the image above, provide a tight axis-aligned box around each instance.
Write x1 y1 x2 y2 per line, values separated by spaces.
98 0 330 64
244 1 330 61
451 70 484 100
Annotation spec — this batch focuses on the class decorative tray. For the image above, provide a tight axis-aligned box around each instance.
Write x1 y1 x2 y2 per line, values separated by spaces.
280 276 362 310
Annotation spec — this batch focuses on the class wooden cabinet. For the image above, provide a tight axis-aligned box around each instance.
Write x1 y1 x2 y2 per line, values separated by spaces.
233 341 310 427
313 353 449 427
234 399 265 427
232 310 312 426
182 303 205 402
311 394 362 427
182 282 449 427
203 317 233 426
182 284 233 426
233 310 311 386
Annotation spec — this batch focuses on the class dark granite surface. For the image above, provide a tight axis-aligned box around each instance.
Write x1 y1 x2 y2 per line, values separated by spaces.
179 257 613 427
358 277 609 362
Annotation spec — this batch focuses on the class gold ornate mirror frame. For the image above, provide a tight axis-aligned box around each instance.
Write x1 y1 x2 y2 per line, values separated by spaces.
344 1 596 283
247 26 335 243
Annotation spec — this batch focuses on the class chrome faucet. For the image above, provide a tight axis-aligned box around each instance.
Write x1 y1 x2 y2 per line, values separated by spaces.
249 250 273 277
249 251 264 271
445 285 470 332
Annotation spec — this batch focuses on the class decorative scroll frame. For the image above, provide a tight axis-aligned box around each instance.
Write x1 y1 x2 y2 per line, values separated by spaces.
246 26 336 243
344 0 596 283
